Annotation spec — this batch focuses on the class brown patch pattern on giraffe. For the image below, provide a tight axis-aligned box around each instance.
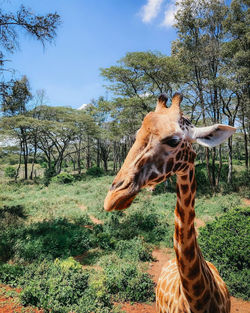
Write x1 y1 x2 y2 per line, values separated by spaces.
156 166 230 313
104 94 232 313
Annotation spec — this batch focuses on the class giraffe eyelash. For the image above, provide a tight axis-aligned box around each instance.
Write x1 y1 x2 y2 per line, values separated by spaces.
161 136 181 148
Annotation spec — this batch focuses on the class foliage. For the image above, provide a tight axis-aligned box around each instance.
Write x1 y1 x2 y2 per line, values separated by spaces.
94 205 171 249
115 237 153 262
0 219 93 263
86 166 104 177
0 263 24 287
1 76 32 116
19 258 114 313
0 204 26 228
0 172 248 311
0 4 61 72
43 166 57 186
4 166 16 178
199 207 250 300
99 254 155 302
51 172 75 184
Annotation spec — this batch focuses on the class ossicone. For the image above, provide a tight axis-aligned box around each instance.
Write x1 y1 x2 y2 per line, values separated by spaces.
155 93 168 113
169 92 183 113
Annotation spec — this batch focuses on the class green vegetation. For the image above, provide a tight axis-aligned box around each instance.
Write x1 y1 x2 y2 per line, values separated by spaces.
86 166 104 177
4 166 16 178
19 258 114 313
0 218 93 262
199 207 250 300
0 166 248 311
51 172 75 184
0 1 249 310
99 254 155 302
0 175 163 311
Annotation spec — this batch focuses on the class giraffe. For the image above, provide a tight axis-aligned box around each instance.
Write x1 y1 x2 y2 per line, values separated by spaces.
104 93 236 313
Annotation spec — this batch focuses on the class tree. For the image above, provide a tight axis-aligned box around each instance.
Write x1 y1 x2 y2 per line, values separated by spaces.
1 76 32 115
222 0 250 171
0 114 35 180
100 52 188 171
101 51 187 115
0 76 32 179
69 109 98 174
0 4 61 97
172 0 241 187
0 4 60 67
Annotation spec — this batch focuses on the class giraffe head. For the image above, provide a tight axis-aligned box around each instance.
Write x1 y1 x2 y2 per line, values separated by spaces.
104 93 236 211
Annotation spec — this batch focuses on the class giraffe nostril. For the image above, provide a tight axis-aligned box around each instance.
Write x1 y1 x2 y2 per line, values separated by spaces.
110 180 124 191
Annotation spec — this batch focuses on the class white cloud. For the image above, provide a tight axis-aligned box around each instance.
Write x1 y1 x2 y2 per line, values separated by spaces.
161 1 177 28
140 0 164 23
77 103 88 110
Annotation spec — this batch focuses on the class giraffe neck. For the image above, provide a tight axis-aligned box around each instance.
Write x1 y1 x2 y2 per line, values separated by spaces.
174 165 212 311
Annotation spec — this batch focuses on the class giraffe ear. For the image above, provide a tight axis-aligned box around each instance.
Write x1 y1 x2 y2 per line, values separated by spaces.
191 124 236 148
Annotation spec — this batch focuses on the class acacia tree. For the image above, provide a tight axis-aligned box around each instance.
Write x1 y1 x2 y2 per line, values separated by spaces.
69 109 98 174
29 106 79 178
0 4 61 179
0 4 60 71
0 76 32 179
100 51 187 170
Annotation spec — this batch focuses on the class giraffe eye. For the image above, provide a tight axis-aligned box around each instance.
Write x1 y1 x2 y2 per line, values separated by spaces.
161 136 181 148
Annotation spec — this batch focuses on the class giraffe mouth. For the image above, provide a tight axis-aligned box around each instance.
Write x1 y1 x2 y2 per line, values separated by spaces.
104 185 138 211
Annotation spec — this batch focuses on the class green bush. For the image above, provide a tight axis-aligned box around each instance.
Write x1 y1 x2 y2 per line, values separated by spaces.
51 172 75 184
199 207 250 300
86 166 104 177
43 167 57 186
4 166 16 178
95 207 171 247
99 254 155 302
19 258 114 313
0 263 24 287
0 219 93 262
115 237 153 262
0 204 26 228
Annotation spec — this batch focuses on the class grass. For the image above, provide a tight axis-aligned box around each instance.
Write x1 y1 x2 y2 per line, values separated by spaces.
0 172 245 224
0 163 249 311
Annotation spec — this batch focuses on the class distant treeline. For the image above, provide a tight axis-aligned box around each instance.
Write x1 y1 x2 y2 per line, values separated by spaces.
0 0 249 189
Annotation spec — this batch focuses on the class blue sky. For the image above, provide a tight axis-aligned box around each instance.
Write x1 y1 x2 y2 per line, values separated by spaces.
2 0 177 109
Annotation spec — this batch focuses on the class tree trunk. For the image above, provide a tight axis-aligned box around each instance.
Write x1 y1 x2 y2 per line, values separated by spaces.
113 141 118 172
30 142 37 180
216 145 222 187
241 105 249 170
86 135 91 169
205 148 213 190
23 138 28 180
211 147 216 188
76 140 82 174
97 139 100 168
15 141 22 181
227 137 233 184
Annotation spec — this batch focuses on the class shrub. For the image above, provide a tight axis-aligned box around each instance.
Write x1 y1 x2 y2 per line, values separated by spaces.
115 237 153 262
4 166 16 178
0 219 92 262
99 254 155 302
0 263 24 287
199 207 250 300
43 167 56 186
95 207 171 247
19 258 114 313
0 204 26 228
86 166 104 177
51 172 75 184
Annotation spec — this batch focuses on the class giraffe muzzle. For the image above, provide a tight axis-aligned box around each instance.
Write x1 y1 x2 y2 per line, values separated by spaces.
104 188 137 211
